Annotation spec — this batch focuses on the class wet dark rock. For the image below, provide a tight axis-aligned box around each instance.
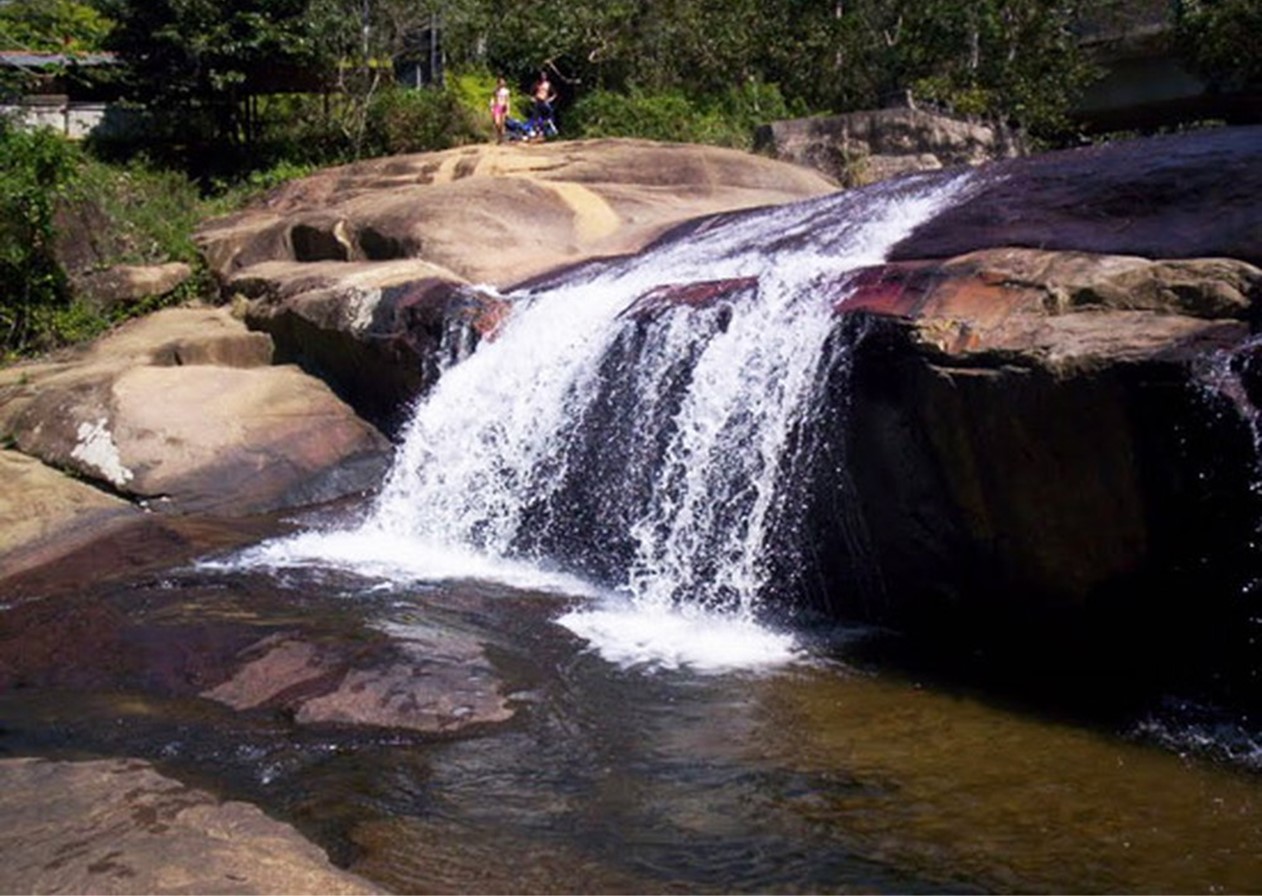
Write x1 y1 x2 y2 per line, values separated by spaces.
202 626 514 734
889 126 1262 266
790 241 1262 685
620 276 759 322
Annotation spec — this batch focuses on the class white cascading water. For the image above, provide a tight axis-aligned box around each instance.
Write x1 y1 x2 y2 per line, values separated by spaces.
224 172 973 671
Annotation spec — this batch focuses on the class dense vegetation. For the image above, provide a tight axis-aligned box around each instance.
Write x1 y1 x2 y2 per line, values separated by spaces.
0 0 1256 358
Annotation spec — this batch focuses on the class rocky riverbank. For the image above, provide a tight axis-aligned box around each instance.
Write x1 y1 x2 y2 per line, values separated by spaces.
3 129 1262 892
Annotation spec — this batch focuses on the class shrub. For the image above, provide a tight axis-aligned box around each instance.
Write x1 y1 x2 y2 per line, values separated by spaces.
66 157 206 267
0 126 79 358
364 84 484 156
0 129 224 361
568 80 796 149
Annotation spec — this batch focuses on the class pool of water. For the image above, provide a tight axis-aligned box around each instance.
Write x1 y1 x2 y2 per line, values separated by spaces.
5 545 1262 895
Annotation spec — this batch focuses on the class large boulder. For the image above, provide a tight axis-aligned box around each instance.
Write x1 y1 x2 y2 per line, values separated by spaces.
889 124 1262 267
0 448 144 580
0 757 380 895
197 138 838 287
802 244 1262 679
71 261 194 312
0 306 390 518
0 307 392 586
755 106 1024 187
196 139 837 433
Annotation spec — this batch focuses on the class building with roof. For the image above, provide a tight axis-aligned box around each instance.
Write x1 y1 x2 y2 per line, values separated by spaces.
0 49 130 138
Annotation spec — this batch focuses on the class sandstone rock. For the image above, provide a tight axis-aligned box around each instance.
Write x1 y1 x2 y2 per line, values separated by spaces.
0 306 390 517
889 125 1262 266
0 448 142 580
800 244 1262 658
0 757 380 895
838 248 1262 373
244 274 511 434
72 261 194 311
194 140 835 431
197 139 837 289
755 107 1023 187
7 362 390 515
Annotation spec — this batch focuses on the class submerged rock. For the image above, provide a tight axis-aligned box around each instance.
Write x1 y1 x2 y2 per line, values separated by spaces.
203 627 514 734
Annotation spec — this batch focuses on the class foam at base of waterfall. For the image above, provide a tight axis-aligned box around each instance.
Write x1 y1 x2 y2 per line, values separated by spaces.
557 599 801 673
199 528 602 597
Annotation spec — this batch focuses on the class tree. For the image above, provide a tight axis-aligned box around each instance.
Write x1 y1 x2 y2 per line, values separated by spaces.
97 0 328 168
1177 0 1262 93
0 0 112 52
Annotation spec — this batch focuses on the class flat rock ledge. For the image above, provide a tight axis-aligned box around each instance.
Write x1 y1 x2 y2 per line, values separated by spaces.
0 757 381 895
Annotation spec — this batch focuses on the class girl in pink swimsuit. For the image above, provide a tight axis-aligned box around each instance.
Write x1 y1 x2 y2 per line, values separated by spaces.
490 77 510 143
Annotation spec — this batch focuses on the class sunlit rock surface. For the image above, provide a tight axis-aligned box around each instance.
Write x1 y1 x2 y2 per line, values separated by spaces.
0 307 391 584
756 106 1023 186
197 138 838 287
196 139 838 432
0 757 381 895
0 306 389 517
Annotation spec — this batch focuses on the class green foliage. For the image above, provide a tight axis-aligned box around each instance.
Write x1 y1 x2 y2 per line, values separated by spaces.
364 84 483 155
0 0 113 52
96 0 330 173
0 126 78 357
0 127 223 361
568 80 796 149
1177 0 1262 91
65 157 206 266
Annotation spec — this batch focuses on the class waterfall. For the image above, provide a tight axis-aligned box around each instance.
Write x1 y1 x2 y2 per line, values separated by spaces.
227 171 973 670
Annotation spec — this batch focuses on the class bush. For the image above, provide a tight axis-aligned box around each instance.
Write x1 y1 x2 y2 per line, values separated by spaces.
66 157 207 267
0 128 224 361
567 80 796 149
0 126 79 358
364 84 484 156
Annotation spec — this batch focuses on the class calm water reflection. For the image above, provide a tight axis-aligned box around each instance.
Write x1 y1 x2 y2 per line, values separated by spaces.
4 566 1262 894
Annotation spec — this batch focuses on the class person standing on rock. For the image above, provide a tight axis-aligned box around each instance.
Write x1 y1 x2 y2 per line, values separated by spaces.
530 70 557 136
490 76 511 143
